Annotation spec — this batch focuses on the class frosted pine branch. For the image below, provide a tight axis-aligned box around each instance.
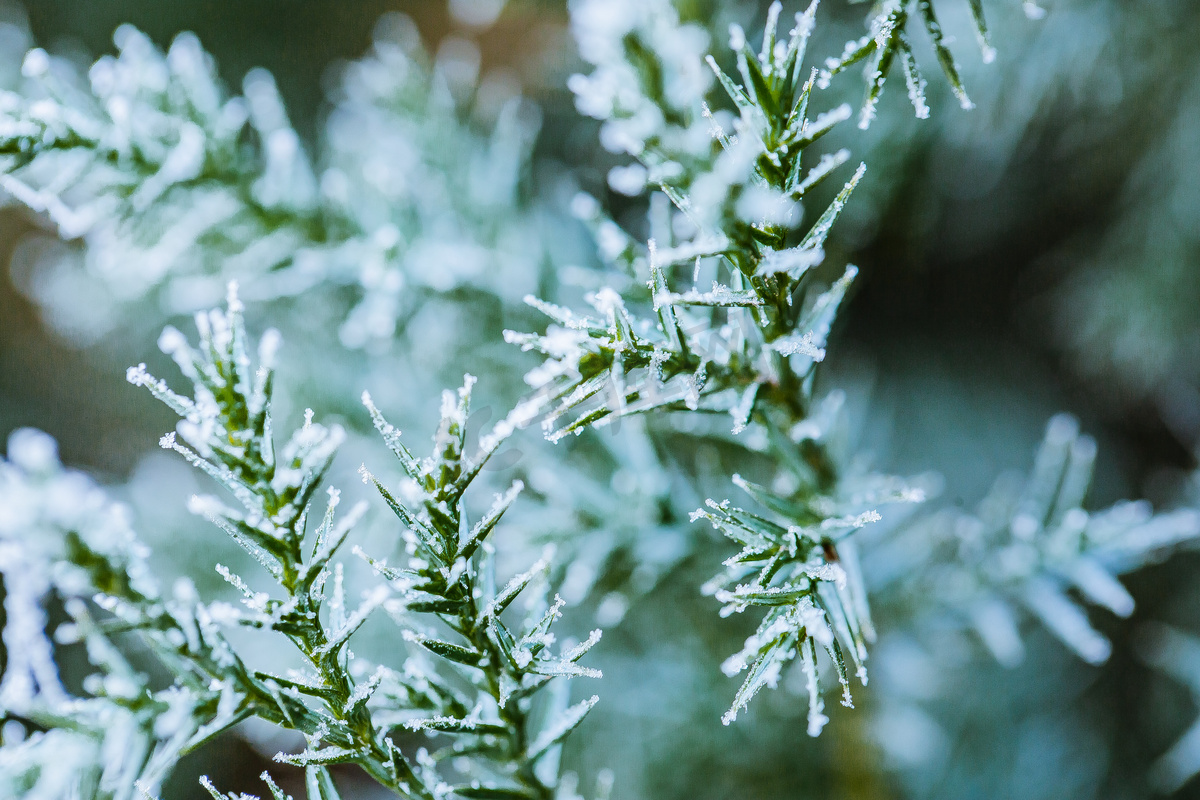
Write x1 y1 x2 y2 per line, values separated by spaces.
517 0 901 730
0 15 542 347
359 377 603 800
0 287 604 799
862 415 1200 668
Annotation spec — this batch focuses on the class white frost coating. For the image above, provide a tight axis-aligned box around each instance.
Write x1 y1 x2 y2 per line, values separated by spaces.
757 244 826 279
571 0 712 164
607 163 648 196
342 666 386 716
1010 512 1039 541
257 328 282 371
6 428 58 474
683 362 708 411
524 293 597 330
796 595 834 646
528 694 599 760
1023 1 1047 20
858 93 881 131
449 0 507 28
0 564 66 710
800 642 828 736
588 286 626 320
728 24 746 52
791 1 819 43
156 325 190 362
821 510 882 531
0 427 162 723
21 48 50 79
404 714 481 732
654 282 762 309
722 612 791 680
479 393 544 453
730 383 759 435
811 86 853 127
130 121 207 212
900 47 930 120
1045 412 1079 445
768 331 826 361
0 8 547 345
653 234 731 267
736 185 799 226
799 147 852 194
760 3 782 61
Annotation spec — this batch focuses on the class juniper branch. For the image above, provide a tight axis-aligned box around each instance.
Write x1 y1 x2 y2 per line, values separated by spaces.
124 288 599 799
528 0 915 733
0 16 540 346
361 379 601 800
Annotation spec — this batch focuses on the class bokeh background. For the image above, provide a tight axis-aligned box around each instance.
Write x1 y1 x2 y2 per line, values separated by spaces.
2 0 1199 798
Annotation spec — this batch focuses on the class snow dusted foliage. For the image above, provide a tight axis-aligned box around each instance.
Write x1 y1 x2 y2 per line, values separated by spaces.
0 27 319 340
816 0 994 128
522 1 866 441
569 0 999 185
0 428 131 712
123 289 601 799
357 378 604 800
2 0 1198 796
0 428 205 800
568 0 714 189
857 415 1200 790
570 0 859 239
864 415 1200 667
512 415 698 626
0 12 542 346
692 391 928 735
1 289 603 799
319 13 544 349
505 0 1200 739
514 0 898 729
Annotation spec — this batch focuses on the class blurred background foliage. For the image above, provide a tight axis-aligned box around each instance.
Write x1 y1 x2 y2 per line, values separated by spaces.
1 0 1199 798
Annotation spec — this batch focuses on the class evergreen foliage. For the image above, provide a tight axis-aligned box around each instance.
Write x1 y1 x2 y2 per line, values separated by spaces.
866 415 1200 666
527 0 936 732
524 0 1200 735
0 0 1196 797
0 14 540 346
2 289 601 799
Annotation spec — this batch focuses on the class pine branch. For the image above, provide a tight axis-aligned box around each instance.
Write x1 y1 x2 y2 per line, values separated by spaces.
0 18 540 346
361 378 602 800
864 415 1200 668
0 428 243 800
817 0 998 127
0 31 322 272
120 287 599 798
526 0 1095 737
532 0 913 733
